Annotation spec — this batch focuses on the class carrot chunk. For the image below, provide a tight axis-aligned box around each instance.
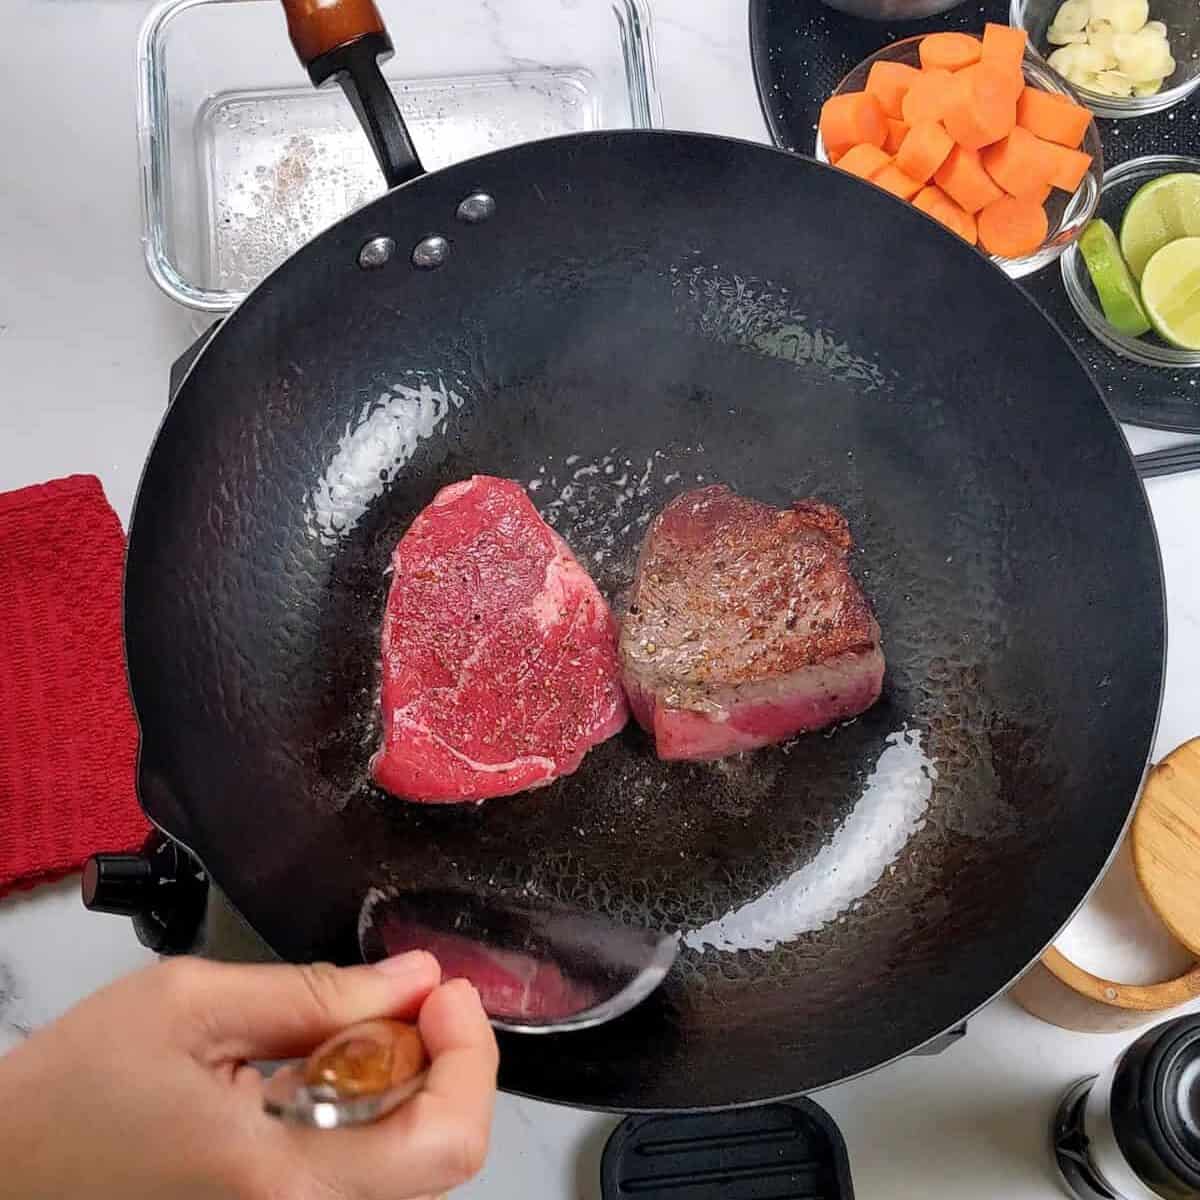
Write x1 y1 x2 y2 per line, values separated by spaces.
943 62 1018 150
819 92 888 159
981 23 1027 73
920 32 983 72
874 163 923 200
884 118 910 154
999 65 1026 106
866 61 922 119
1041 141 1093 192
934 144 1005 213
1016 86 1092 149
913 185 979 244
901 69 957 126
836 143 893 180
895 121 955 184
979 126 1058 199
977 194 1048 257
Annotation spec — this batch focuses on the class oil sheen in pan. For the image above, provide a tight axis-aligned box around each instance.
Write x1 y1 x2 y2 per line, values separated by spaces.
311 391 957 961
476 444 942 956
302 275 1012 981
525 441 714 596
304 370 469 548
683 727 935 952
527 444 938 949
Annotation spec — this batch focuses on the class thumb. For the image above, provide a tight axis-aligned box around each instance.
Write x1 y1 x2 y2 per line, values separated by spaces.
159 952 442 1064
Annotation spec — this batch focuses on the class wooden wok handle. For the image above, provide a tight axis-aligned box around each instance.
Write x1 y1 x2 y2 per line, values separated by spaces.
280 0 388 67
277 0 424 187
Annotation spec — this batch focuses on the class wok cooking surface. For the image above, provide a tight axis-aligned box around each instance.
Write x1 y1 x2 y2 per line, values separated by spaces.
127 132 1163 1110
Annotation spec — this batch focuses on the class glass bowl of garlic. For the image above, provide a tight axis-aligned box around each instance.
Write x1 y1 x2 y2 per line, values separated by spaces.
1010 0 1200 116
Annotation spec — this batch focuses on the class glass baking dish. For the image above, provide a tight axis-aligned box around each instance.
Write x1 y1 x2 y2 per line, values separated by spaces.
138 0 661 312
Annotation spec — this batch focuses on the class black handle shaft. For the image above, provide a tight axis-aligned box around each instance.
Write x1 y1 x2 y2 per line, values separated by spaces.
1134 442 1200 480
308 33 424 189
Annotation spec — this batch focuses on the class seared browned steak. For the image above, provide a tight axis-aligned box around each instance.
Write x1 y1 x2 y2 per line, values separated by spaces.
619 486 884 760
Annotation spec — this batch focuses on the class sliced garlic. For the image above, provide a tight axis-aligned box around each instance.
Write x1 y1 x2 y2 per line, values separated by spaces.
1114 29 1174 81
1053 0 1093 31
1087 23 1118 63
1091 0 1150 33
1079 42 1118 71
1048 44 1081 71
1094 68 1136 94
1047 0 1174 96
1048 43 1106 88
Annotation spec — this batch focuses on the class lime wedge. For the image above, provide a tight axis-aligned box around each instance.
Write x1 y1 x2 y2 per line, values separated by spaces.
1079 219 1151 336
1140 236 1200 350
1119 172 1200 281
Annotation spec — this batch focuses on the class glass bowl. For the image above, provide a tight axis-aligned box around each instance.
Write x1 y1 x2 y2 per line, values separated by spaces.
813 35 1104 279
138 0 661 313
1010 0 1200 118
1061 154 1200 369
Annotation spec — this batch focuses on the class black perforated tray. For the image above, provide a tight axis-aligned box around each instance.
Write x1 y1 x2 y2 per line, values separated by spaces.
601 1099 854 1200
749 0 1200 431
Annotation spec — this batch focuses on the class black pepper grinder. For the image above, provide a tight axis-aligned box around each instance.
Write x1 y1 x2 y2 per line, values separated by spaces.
1054 1014 1200 1200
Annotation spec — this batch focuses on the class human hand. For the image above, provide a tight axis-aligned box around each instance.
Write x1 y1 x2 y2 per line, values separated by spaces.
0 952 497 1200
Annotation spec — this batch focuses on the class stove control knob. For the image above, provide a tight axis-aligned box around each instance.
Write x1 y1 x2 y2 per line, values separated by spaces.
81 852 153 917
83 834 207 955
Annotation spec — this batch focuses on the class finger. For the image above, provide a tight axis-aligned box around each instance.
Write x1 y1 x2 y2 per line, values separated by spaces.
414 977 499 1132
164 952 441 1064
374 980 499 1189
233 1062 265 1098
282 980 498 1200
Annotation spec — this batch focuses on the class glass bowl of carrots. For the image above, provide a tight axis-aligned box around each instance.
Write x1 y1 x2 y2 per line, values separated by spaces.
1061 154 1200 368
814 27 1104 278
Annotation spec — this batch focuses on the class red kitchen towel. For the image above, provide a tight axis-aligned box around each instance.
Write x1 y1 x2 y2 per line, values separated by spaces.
0 475 149 897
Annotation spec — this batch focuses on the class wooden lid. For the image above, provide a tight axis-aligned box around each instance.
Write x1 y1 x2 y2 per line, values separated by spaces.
1132 737 1200 958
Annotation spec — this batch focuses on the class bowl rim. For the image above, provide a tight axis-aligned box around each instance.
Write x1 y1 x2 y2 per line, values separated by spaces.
1009 0 1200 118
812 34 1104 280
1060 153 1200 370
1041 946 1200 1012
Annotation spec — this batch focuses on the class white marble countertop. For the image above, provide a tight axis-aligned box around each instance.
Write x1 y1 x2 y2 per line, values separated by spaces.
1 1 1197 1196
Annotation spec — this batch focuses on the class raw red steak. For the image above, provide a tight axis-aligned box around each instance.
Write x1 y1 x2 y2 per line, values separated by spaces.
372 921 599 1021
620 486 884 761
371 475 628 803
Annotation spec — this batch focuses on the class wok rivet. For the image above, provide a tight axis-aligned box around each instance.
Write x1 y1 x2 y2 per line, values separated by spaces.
357 237 395 270
456 193 496 223
411 235 450 270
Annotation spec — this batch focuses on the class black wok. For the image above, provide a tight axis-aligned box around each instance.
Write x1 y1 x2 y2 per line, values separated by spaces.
122 0 1164 1111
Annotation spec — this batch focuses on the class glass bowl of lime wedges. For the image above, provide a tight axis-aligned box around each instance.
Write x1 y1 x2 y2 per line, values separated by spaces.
1062 155 1200 368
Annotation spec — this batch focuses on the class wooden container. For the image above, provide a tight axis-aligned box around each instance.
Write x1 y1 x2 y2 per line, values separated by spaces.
1010 739 1200 1033
1010 946 1200 1033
